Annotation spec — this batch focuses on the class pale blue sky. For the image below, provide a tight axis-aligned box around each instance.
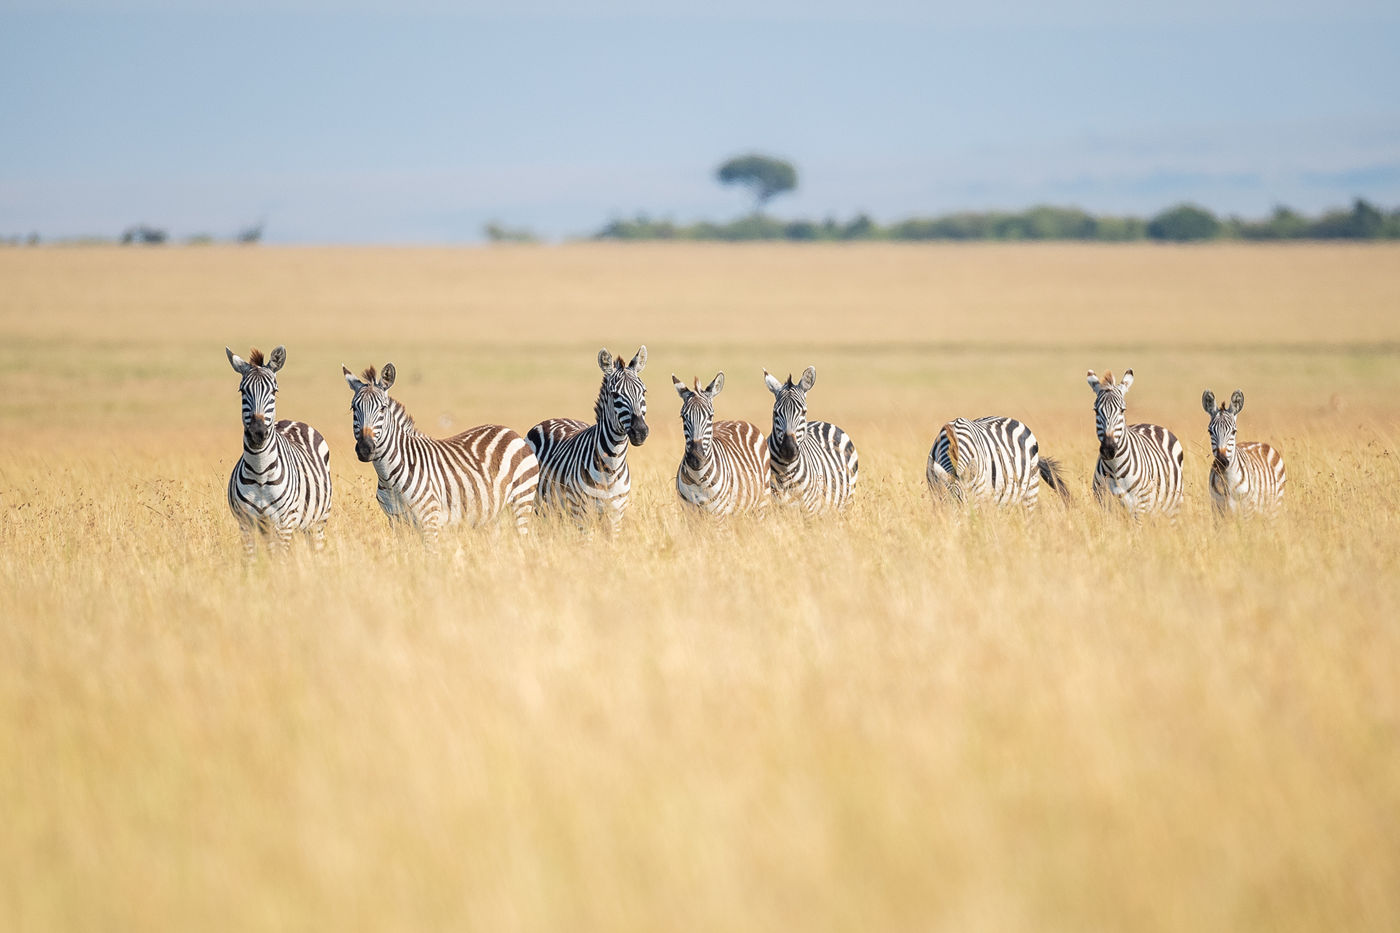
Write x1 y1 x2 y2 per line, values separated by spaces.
3 1 1398 242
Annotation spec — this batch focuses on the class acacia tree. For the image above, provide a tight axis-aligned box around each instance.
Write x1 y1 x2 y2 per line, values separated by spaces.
716 154 797 212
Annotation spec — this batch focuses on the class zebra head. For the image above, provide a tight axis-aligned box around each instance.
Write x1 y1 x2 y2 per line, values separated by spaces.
673 372 724 469
1087 368 1134 459
765 366 816 463
343 362 397 462
1202 389 1244 467
227 345 286 450
596 347 649 446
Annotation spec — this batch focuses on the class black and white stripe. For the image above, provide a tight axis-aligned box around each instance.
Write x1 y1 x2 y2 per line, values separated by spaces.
673 372 770 516
927 416 1070 513
1202 389 1286 517
344 362 539 546
1087 368 1184 520
527 347 649 533
226 346 332 557
764 366 858 513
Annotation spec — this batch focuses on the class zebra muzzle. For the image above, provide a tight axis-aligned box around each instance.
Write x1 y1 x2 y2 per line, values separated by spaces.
628 420 649 446
774 433 799 461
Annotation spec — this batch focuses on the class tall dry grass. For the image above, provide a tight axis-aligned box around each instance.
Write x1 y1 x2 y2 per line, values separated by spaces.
1 244 1399 931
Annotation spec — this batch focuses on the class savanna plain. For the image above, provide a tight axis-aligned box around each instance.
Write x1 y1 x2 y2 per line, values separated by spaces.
2 243 1399 931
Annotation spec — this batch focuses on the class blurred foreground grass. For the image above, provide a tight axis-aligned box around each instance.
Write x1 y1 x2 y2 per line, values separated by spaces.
1 244 1398 931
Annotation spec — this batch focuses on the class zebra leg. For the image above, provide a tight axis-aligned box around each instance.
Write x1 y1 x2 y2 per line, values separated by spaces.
271 524 295 555
307 520 328 552
509 494 534 536
420 522 442 554
236 521 259 562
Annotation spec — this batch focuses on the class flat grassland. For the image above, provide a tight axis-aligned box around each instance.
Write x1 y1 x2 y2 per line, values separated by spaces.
2 244 1399 931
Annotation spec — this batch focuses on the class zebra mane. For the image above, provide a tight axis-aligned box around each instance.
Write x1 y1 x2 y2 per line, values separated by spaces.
248 348 265 367
361 365 379 383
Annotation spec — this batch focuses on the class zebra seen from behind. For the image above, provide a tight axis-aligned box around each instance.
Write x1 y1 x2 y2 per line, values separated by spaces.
225 345 332 558
764 366 859 513
527 347 649 534
343 362 539 546
1202 389 1287 517
1087 368 1184 520
672 372 770 517
927 416 1071 513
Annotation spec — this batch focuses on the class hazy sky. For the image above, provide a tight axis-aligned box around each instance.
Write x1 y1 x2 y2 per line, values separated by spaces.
4 1 1398 242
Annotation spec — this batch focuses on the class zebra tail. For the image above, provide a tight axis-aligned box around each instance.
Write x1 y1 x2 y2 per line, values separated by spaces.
1038 456 1073 504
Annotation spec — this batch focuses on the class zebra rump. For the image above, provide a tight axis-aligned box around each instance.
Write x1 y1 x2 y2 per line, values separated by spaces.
926 415 1069 513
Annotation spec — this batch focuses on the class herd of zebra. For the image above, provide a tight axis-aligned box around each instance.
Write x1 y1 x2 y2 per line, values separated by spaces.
225 344 1288 555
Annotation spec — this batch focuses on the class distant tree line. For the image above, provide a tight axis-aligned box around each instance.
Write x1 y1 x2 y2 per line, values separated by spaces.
2 222 265 247
595 199 1400 243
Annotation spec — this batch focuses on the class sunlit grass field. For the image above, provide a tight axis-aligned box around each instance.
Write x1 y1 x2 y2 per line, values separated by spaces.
2 243 1399 931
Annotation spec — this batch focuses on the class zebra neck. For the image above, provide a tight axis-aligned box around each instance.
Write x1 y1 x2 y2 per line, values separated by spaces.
1100 439 1135 473
596 418 629 461
681 455 718 485
371 416 421 490
240 433 282 476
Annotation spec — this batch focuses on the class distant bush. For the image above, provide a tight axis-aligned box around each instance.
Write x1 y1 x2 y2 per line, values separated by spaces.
1147 204 1222 242
483 221 540 244
121 225 167 245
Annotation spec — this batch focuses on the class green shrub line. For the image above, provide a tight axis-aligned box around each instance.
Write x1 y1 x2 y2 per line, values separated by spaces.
594 199 1400 243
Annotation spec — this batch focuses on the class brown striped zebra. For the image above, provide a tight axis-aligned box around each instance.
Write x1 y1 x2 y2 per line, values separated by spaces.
343 363 539 546
927 416 1070 513
1202 389 1287 517
1087 368 1184 520
672 372 770 516
226 346 332 558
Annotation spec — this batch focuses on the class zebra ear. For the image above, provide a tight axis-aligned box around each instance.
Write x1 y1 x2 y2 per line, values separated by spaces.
267 346 287 373
1202 390 1216 414
705 372 724 398
227 347 251 375
671 374 690 400
798 366 816 393
629 346 647 373
1230 390 1244 415
1120 369 1134 393
343 365 365 392
379 363 396 390
763 369 784 396
1086 370 1101 392
598 349 614 372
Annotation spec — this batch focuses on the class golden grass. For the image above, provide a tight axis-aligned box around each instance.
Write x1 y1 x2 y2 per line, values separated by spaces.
2 243 1399 931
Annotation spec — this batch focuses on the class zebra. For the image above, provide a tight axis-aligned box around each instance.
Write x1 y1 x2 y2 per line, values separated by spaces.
927 416 1071 513
1202 389 1287 517
527 347 649 533
764 366 859 513
672 372 770 516
225 346 332 557
1087 368 1184 520
343 362 539 546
